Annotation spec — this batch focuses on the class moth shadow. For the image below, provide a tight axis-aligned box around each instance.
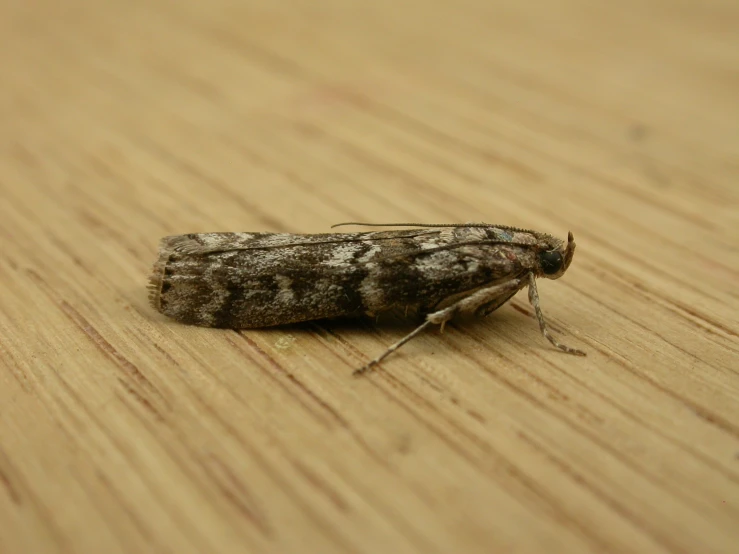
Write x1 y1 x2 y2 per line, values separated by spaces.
254 308 428 338
265 305 524 338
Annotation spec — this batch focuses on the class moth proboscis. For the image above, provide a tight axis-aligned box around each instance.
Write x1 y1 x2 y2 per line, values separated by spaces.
148 222 586 375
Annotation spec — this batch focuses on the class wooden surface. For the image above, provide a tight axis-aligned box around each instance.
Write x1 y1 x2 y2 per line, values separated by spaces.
1 0 738 552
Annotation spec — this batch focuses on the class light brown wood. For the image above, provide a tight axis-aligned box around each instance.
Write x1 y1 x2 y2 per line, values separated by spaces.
1 0 737 552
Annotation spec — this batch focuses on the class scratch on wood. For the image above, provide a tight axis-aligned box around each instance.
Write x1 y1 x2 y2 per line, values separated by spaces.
0 337 32 392
115 378 164 421
59 301 164 398
289 458 350 513
224 333 334 428
0 456 22 505
200 454 272 536
374 365 614 549
94 470 156 542
189 392 358 551
227 331 392 471
517 431 683 553
237 330 356 425
581 338 739 439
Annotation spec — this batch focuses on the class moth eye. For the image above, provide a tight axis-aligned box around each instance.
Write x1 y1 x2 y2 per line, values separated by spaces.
539 250 563 275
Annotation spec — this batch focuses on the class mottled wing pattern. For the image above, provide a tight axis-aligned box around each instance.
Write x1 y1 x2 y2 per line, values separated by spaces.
163 229 442 256
149 228 534 328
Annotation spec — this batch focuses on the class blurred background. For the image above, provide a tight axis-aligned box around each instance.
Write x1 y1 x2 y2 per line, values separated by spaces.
1 1 737 553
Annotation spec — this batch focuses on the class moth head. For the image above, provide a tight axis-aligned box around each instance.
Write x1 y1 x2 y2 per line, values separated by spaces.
537 231 576 280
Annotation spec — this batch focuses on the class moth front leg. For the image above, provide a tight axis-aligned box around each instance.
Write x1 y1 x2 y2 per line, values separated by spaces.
527 273 586 356
355 278 524 375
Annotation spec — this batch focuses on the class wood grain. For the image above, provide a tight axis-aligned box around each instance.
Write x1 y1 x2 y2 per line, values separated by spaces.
1 0 737 552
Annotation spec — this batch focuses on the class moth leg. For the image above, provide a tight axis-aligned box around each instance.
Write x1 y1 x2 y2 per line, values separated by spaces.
475 289 519 318
527 273 586 356
354 320 435 376
355 278 523 375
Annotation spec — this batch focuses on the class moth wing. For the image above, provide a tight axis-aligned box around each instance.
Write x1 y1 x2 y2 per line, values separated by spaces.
158 230 444 256
161 233 300 256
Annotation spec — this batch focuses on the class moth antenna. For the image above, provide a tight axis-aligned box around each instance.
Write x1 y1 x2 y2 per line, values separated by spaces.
331 222 545 236
331 222 493 229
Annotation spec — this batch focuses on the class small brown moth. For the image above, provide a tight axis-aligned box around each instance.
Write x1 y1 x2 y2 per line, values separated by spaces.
148 222 586 374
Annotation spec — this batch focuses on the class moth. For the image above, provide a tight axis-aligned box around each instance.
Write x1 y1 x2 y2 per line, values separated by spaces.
148 222 586 374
